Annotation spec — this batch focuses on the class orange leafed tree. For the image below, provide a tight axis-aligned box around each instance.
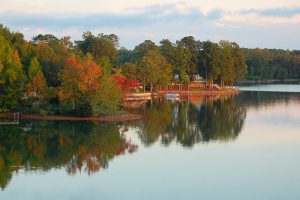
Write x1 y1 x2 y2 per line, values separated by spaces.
58 56 102 103
79 59 102 93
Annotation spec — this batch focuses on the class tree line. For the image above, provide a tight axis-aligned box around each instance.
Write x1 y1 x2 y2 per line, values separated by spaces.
119 38 247 89
0 25 125 115
2 23 298 116
0 24 248 115
244 48 300 80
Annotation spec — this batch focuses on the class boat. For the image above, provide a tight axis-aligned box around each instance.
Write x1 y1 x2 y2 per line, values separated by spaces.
165 93 180 100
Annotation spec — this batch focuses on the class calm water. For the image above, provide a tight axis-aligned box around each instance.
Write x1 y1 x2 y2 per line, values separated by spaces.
239 84 300 92
1 86 300 200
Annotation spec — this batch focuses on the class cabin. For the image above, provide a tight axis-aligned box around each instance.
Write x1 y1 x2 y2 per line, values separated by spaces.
158 80 209 92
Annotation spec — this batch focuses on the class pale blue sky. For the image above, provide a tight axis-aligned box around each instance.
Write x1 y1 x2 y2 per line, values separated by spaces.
0 0 300 49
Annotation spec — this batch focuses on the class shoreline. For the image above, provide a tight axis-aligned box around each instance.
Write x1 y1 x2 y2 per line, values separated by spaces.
0 113 142 122
236 79 300 85
155 89 240 96
1 91 239 123
124 90 240 101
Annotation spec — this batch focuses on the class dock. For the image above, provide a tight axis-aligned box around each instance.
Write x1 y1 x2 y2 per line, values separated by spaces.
0 112 20 125
123 93 152 101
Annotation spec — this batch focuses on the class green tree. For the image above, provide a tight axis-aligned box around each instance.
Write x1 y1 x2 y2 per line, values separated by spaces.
99 56 112 78
91 76 123 115
0 35 25 111
174 41 192 75
139 49 172 92
34 39 70 87
179 70 190 85
133 40 159 62
117 47 134 65
121 62 138 80
160 39 177 66
180 36 201 74
200 41 222 84
75 31 119 64
27 57 47 96
232 42 247 82
32 34 59 45
218 41 235 86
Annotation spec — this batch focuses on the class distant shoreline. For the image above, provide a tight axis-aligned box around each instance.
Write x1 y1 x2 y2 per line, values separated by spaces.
236 79 300 85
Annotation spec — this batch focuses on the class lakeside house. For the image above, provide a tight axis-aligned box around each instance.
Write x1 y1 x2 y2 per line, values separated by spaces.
158 77 221 92
157 74 220 92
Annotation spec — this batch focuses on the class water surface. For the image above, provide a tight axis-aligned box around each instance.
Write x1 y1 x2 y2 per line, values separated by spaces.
1 87 300 200
239 84 300 92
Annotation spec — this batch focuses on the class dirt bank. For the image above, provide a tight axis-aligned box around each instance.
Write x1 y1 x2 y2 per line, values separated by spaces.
0 113 142 122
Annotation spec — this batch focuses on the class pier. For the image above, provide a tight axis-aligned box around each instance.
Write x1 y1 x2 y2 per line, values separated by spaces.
0 112 20 125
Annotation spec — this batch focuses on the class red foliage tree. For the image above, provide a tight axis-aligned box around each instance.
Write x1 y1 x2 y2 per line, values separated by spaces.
112 74 139 93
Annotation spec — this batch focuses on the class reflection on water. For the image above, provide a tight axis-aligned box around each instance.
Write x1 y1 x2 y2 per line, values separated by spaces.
0 122 137 189
239 84 300 92
1 90 300 198
0 95 248 189
128 95 246 147
236 90 300 108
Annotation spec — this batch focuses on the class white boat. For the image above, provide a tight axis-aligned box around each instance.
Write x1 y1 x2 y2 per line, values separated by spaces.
165 93 180 100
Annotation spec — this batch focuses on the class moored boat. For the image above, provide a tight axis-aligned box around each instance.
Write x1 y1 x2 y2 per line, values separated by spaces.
165 93 180 100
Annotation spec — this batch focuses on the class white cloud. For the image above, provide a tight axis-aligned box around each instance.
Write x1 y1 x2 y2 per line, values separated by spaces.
1 0 300 14
1 0 300 49
220 13 300 26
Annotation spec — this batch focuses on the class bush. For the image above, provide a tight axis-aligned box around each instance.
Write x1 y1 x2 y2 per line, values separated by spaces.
60 98 92 116
91 76 124 115
39 109 48 116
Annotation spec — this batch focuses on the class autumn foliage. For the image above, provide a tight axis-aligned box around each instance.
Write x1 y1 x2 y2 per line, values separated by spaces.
58 56 102 102
112 74 139 93
27 57 46 97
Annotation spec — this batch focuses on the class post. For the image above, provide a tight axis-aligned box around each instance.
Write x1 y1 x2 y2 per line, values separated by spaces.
206 65 207 83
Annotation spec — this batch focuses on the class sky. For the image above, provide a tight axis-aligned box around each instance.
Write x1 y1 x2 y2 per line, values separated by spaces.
0 0 300 50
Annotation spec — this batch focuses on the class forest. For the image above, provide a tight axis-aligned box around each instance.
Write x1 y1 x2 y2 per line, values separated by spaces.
244 48 300 80
0 24 299 116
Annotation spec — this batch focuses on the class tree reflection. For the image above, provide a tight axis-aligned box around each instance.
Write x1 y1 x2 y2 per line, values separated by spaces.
235 91 300 108
3 93 283 190
0 121 138 190
137 101 173 146
133 95 246 147
198 96 246 142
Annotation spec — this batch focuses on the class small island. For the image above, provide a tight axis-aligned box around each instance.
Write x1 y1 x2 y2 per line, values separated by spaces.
1 24 299 122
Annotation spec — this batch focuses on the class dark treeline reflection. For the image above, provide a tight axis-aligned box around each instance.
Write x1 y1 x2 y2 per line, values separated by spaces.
235 91 300 108
127 95 247 147
0 121 137 190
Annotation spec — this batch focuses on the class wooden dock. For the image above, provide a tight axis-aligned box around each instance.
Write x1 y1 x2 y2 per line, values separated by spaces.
0 112 20 125
155 89 240 97
124 93 152 101
0 121 19 125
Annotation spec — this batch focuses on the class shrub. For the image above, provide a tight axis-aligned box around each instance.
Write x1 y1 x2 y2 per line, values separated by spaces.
92 76 124 115
60 97 92 116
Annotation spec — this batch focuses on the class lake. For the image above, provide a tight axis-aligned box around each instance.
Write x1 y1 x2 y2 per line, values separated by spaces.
1 85 300 200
